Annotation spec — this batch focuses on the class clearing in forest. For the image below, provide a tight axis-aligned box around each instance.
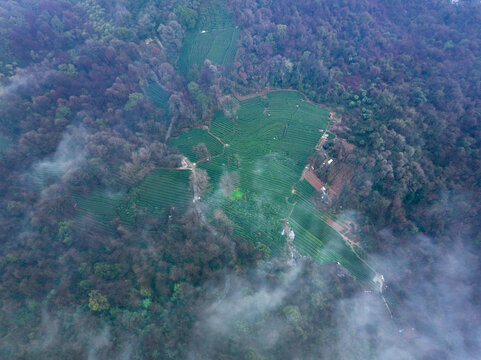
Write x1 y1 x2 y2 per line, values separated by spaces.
146 82 170 116
73 169 192 233
171 91 375 282
177 1 239 74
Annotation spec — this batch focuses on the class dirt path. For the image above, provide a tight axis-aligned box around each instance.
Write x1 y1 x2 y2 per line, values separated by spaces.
207 128 225 146
165 117 176 141
193 128 227 164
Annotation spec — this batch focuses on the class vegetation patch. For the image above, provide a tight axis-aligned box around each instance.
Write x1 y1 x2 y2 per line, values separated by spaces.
73 189 124 233
229 188 243 200
170 128 224 162
177 1 239 74
134 169 193 215
73 169 193 231
146 82 170 116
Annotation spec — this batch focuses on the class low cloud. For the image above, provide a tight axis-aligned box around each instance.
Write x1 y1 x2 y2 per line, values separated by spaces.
28 126 88 189
184 232 481 359
334 234 481 359
0 66 55 101
187 264 302 358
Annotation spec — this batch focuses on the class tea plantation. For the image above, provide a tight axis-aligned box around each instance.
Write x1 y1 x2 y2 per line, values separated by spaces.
171 90 375 281
177 1 239 74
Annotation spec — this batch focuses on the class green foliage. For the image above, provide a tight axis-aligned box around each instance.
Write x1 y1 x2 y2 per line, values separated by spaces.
234 319 251 334
277 24 287 34
88 290 110 311
254 242 272 260
174 6 198 30
114 27 133 41
188 81 210 116
93 262 120 280
78 280 92 291
55 106 71 119
230 188 243 200
140 287 153 298
58 63 77 77
444 40 454 50
124 92 144 111
77 0 114 39
6 253 18 263
282 305 301 324
57 220 73 245
141 298 152 309
171 283 184 303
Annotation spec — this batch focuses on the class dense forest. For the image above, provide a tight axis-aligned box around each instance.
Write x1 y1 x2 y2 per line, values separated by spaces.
0 0 480 359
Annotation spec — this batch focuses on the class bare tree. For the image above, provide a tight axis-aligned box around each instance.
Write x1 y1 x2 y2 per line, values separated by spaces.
214 209 233 237
193 143 210 161
190 168 210 198
219 95 240 119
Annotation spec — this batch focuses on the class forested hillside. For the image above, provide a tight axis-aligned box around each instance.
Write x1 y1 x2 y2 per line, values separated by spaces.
229 0 481 243
0 0 480 359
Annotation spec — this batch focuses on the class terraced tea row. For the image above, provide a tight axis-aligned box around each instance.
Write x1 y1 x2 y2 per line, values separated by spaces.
146 83 170 115
177 1 239 74
72 169 193 232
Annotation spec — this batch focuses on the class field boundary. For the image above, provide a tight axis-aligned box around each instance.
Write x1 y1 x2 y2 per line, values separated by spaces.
234 86 343 123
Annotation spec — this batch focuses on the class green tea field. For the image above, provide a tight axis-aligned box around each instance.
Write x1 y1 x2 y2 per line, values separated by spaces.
73 169 192 233
177 1 239 74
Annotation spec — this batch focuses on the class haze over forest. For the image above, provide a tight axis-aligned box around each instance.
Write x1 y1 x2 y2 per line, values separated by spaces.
0 0 480 359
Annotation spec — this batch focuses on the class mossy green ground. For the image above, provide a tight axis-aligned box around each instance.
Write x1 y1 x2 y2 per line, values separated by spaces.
177 1 239 74
172 91 374 280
